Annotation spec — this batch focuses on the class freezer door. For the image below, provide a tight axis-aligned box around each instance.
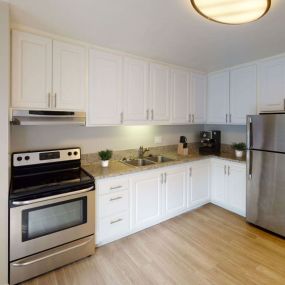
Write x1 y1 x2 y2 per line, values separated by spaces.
247 150 285 236
248 114 285 152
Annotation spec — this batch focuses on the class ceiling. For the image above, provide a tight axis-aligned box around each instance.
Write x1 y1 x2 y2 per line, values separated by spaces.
7 0 285 72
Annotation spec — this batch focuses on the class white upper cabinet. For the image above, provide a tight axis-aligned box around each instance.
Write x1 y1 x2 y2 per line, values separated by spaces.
150 63 171 122
52 41 86 111
88 49 123 126
258 57 285 112
207 71 230 124
190 72 207 124
12 31 52 109
171 68 190 124
12 30 87 111
230 65 257 124
123 57 149 124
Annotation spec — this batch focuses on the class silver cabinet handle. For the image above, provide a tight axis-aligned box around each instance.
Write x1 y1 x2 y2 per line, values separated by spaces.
226 114 228 123
110 218 123 224
146 109 149 120
110 196 123 202
284 99 285 111
224 165 227 175
151 109 154 120
11 236 94 267
189 167 192 177
54 93 57 108
110 185 123 190
48 93 51 108
120 112 124 124
12 186 94 206
164 173 167 184
229 114 232 123
192 114 194 123
188 114 191 123
160 173 164 184
228 166 230 176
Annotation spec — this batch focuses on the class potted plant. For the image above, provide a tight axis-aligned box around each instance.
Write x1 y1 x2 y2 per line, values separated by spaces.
232 142 246 158
98 149 113 167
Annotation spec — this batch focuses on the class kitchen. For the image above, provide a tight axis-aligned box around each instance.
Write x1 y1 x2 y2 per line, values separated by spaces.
1 0 285 284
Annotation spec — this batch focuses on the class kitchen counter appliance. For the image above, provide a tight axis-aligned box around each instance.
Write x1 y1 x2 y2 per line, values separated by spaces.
247 114 285 237
199 130 221 155
9 148 95 285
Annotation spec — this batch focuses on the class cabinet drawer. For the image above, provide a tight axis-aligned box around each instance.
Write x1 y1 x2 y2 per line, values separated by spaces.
100 212 130 241
100 191 129 218
97 177 129 195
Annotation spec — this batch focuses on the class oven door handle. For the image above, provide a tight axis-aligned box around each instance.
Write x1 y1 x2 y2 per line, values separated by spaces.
11 186 95 206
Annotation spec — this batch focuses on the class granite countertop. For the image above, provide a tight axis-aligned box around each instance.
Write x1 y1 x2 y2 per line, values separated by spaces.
83 151 246 180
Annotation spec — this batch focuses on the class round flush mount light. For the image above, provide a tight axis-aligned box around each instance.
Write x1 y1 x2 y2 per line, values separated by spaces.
191 0 271 25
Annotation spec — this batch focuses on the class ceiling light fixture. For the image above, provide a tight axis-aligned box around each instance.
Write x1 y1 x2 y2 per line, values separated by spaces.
191 0 271 25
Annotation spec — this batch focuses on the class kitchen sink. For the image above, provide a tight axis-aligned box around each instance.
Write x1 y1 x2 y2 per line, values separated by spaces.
146 155 175 163
121 155 175 167
123 158 156 167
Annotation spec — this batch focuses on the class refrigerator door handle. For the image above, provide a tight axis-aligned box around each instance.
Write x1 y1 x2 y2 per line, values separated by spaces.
247 116 253 148
248 150 253 180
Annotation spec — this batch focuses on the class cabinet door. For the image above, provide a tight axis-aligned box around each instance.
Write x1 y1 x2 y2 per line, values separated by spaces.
164 166 187 217
150 63 170 122
12 31 52 109
123 57 149 123
190 72 207 124
211 160 227 206
227 163 246 216
230 65 257 125
171 68 190 124
258 57 285 112
188 161 210 208
53 41 86 111
88 49 122 125
131 171 162 230
207 71 230 124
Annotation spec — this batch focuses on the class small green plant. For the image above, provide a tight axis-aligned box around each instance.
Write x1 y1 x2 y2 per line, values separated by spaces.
98 149 113 161
232 142 246 151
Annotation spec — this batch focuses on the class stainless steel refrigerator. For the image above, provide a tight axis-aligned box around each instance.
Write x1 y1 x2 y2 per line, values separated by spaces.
247 114 285 237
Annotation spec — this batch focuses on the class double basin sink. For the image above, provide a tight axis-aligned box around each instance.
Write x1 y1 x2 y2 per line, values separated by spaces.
122 155 175 167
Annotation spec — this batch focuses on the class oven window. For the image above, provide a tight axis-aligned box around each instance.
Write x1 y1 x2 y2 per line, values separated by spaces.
22 197 87 241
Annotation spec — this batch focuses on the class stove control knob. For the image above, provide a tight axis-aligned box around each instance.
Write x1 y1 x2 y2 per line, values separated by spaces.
74 151 78 156
17 156 22 162
68 152 72 156
25 156 30 161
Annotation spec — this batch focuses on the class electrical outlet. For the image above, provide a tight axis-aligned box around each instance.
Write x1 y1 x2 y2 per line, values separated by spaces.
154 136 162 144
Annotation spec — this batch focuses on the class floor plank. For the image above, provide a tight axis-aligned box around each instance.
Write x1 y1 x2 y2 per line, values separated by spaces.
22 204 285 285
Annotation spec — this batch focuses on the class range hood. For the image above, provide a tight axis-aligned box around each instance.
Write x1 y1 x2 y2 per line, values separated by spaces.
11 110 86 126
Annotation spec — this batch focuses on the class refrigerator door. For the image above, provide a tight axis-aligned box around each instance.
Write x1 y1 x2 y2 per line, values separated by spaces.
247 114 285 152
247 149 285 236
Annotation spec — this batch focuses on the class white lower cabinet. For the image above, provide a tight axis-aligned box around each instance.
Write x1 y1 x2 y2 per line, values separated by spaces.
188 160 210 208
95 159 246 245
211 159 246 216
131 170 163 231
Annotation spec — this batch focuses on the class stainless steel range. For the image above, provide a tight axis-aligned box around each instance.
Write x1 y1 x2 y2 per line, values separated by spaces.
9 148 95 285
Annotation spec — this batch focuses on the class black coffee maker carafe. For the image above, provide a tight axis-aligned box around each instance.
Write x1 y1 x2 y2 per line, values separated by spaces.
199 130 221 155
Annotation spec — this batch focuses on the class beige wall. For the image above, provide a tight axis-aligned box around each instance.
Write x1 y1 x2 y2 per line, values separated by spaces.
0 2 10 284
10 125 202 154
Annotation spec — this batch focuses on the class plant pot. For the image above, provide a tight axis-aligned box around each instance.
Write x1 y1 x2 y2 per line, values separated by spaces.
101 160 109 168
235 150 244 158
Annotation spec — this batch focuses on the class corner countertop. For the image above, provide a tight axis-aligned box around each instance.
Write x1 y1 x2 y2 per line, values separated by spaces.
83 151 246 180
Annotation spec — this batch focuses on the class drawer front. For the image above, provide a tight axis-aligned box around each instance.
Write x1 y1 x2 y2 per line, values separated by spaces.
100 191 129 218
100 212 130 241
97 177 129 195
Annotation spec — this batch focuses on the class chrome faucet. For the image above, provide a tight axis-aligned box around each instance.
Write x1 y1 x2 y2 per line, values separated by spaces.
138 146 150 158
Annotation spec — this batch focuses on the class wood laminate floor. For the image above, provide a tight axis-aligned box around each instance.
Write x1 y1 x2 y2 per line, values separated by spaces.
22 204 285 285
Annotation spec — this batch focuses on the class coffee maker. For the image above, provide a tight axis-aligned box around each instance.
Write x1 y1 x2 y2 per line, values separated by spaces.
199 130 221 155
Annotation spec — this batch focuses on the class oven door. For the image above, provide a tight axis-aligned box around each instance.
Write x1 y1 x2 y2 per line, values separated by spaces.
10 186 95 261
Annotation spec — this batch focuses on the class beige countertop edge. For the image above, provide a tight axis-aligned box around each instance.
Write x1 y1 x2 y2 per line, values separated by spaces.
83 153 246 180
